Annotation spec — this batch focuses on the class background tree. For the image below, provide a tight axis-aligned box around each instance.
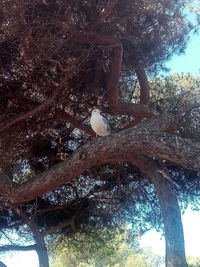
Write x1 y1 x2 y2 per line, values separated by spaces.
49 227 164 267
0 0 199 267
187 257 200 267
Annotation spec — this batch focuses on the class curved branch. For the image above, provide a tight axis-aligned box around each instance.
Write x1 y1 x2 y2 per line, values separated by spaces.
135 67 150 105
106 44 154 117
59 25 156 119
7 114 199 204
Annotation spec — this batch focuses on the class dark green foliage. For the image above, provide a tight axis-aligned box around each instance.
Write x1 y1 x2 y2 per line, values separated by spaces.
0 0 199 257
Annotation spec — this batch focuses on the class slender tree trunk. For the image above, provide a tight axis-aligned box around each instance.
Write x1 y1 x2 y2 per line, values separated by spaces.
152 176 187 267
34 232 49 267
36 245 49 267
0 261 7 267
131 156 188 267
14 207 50 267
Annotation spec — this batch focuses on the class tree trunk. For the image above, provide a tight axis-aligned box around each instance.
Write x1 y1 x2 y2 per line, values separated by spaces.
0 261 7 267
36 245 49 267
153 176 188 267
132 156 188 267
34 232 49 267
14 207 50 267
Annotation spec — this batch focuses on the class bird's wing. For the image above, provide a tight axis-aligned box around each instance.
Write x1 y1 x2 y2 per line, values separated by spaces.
102 117 111 133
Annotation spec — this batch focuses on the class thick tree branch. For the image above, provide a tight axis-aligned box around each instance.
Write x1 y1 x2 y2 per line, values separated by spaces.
6 114 199 204
135 67 150 105
104 43 153 117
59 24 156 119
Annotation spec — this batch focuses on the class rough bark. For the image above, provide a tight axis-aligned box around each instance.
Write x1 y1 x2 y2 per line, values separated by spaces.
0 114 199 266
131 156 188 267
0 113 198 266
59 24 156 119
0 114 198 204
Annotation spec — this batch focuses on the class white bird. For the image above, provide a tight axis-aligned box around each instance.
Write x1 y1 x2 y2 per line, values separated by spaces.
90 109 111 136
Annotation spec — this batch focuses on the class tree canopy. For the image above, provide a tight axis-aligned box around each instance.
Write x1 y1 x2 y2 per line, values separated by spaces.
49 227 164 267
0 1 199 267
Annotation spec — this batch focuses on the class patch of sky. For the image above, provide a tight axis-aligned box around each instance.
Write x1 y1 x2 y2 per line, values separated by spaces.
165 1 200 74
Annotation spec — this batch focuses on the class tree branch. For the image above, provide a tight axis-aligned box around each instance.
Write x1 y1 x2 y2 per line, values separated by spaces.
34 205 72 217
42 218 72 236
0 261 7 267
0 173 12 196
0 244 37 252
0 81 64 134
6 114 199 204
58 24 156 119
28 33 71 74
135 67 150 105
55 110 95 136
176 102 200 120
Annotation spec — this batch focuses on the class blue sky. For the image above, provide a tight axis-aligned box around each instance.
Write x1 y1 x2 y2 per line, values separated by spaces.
166 33 200 74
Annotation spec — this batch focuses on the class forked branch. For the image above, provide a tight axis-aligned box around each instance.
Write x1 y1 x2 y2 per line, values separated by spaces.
59 24 156 119
7 114 200 204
